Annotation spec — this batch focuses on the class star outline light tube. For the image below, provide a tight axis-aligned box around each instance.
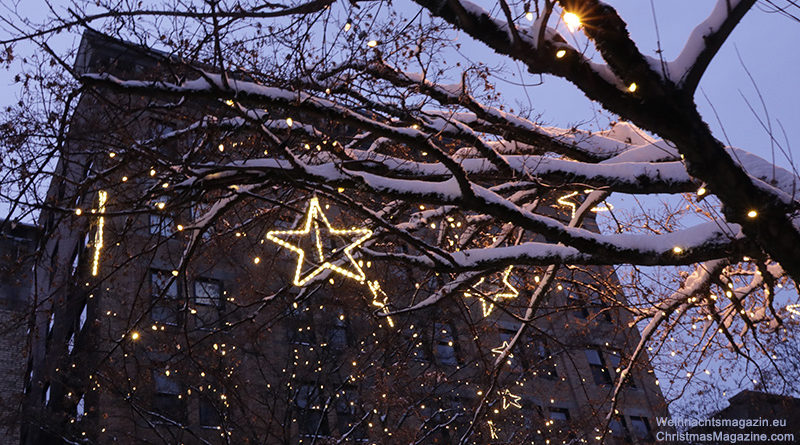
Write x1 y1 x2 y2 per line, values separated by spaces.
265 196 373 287
91 190 108 277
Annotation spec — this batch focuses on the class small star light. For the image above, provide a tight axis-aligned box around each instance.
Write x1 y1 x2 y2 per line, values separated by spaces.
491 341 512 356
786 304 800 316
557 191 613 218
265 196 372 287
501 389 522 409
464 266 519 317
91 190 108 277
368 280 395 327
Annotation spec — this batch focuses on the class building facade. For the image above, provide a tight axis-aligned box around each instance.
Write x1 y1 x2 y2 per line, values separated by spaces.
20 30 671 445
0 221 38 443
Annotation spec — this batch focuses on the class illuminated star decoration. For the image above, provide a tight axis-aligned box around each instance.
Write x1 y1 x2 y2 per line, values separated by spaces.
265 196 373 286
487 420 498 439
556 190 614 219
91 190 108 276
491 341 512 357
464 266 519 317
368 280 395 328
500 389 522 409
786 304 800 316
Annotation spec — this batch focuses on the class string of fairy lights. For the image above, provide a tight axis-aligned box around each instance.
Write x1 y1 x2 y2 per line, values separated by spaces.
66 9 796 440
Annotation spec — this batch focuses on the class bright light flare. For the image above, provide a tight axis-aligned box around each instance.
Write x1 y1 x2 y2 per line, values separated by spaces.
563 11 581 32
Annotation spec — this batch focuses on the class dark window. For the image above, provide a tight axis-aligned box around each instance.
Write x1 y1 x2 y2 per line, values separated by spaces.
568 295 590 319
533 342 558 380
288 305 315 345
407 329 430 362
629 416 653 441
66 331 75 355
549 407 570 421
151 270 180 326
153 372 185 422
606 351 637 388
296 384 330 437
610 416 631 441
150 213 174 237
433 323 458 366
194 279 223 330
588 289 613 322
585 349 613 385
335 387 367 440
199 396 222 428
329 315 349 349
498 329 527 372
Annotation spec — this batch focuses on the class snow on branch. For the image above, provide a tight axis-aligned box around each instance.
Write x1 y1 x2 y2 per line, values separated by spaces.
669 0 757 92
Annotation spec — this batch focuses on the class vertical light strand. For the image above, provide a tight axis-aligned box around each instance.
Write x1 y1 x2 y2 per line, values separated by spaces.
91 190 107 276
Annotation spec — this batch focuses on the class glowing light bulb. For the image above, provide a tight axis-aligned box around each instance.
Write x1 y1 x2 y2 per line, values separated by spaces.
367 40 378 48
130 332 140 340
525 11 534 21
555 49 567 58
344 22 351 31
697 187 707 196
673 246 683 254
747 210 758 218
286 117 293 127
627 82 638 92
563 12 581 32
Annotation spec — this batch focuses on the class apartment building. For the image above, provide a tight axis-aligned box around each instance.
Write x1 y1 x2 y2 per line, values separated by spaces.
0 221 38 443
20 30 671 445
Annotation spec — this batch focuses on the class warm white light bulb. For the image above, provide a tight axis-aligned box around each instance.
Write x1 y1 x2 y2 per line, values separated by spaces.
563 12 581 32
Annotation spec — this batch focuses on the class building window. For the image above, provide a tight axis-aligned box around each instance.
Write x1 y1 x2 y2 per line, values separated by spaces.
609 415 631 441
78 302 88 331
150 194 174 237
199 396 222 429
533 342 558 380
498 328 527 372
194 279 223 330
585 349 613 385
288 304 315 345
568 294 590 319
629 416 653 441
296 384 330 437
335 387 367 440
153 371 185 422
75 394 85 421
329 315 350 350
587 289 613 322
42 382 50 406
151 270 180 326
606 350 637 388
405 328 430 362
549 407 570 421
433 322 458 366
66 331 75 355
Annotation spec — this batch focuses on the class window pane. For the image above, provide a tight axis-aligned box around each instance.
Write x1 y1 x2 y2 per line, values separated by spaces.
549 408 570 421
584 349 603 365
199 397 222 428
195 280 221 306
630 416 652 439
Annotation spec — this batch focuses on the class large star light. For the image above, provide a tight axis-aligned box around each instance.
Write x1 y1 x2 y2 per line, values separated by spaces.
266 197 372 286
464 266 519 317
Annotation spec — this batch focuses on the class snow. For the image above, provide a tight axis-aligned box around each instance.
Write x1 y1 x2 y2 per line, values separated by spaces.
669 0 743 85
